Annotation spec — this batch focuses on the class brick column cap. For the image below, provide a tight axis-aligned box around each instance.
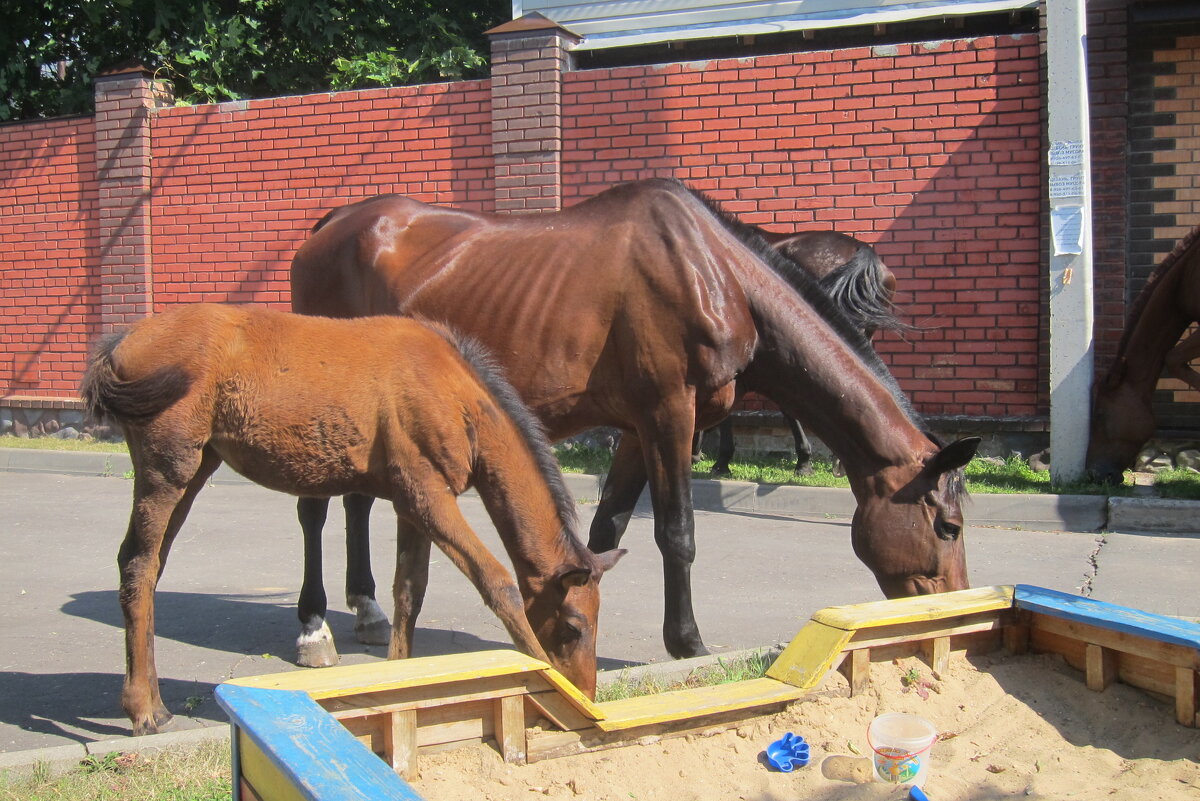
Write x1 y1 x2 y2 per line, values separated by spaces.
95 61 155 81
486 12 581 43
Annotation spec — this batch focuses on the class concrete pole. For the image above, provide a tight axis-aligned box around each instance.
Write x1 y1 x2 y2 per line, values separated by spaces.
1045 0 1094 484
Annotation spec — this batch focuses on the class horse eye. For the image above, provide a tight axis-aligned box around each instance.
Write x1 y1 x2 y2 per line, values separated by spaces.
935 519 961 541
560 620 583 641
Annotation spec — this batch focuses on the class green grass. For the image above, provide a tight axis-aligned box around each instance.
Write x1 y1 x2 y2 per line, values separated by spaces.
0 435 127 453
556 444 1200 499
596 650 773 703
0 740 230 801
5 434 1198 499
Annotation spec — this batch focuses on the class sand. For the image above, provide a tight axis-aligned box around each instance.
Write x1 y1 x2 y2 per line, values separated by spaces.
410 653 1200 801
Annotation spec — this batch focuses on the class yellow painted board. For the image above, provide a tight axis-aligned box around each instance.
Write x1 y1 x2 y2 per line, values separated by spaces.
766 621 855 689
237 730 308 801
535 668 606 721
595 678 804 732
229 650 550 700
812 586 1015 631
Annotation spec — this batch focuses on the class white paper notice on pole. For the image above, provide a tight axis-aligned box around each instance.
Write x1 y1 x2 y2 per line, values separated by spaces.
1048 140 1084 166
1051 205 1084 255
1049 172 1085 199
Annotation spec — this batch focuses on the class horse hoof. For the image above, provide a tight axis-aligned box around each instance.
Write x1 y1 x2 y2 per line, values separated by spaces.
132 709 173 736
666 640 710 660
297 639 339 667
297 620 339 667
355 619 392 646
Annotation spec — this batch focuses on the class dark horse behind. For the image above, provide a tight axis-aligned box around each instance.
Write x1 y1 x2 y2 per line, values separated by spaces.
82 304 623 734
695 226 904 474
1087 223 1200 481
290 178 980 665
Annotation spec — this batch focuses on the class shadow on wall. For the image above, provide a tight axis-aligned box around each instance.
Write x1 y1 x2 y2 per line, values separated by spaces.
559 34 1044 419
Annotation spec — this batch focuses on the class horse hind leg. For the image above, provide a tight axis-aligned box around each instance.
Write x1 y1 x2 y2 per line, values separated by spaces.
120 443 219 735
711 418 735 476
344 493 390 645
786 416 815 475
389 517 432 659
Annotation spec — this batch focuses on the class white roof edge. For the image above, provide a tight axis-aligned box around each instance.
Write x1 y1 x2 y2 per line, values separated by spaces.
569 0 1037 52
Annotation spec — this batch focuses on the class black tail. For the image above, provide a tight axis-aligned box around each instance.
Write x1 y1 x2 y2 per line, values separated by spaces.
81 331 193 424
818 246 914 336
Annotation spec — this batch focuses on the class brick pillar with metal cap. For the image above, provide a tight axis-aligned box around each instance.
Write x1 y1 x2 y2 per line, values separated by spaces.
93 63 173 333
486 13 580 213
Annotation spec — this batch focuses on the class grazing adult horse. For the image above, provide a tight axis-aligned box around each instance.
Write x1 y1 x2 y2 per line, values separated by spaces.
1087 224 1200 482
696 228 901 475
81 304 623 735
291 177 980 663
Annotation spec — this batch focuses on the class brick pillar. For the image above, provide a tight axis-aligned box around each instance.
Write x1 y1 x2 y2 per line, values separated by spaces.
486 13 580 213
1083 0 1131 372
93 64 173 332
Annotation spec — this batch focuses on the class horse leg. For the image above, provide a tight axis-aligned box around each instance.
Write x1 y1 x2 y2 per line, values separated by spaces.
1165 327 1200 392
642 402 708 659
344 493 390 645
389 496 549 664
389 517 432 659
786 416 815 475
120 445 214 735
711 418 734 476
588 434 647 553
295 496 337 667
691 429 704 464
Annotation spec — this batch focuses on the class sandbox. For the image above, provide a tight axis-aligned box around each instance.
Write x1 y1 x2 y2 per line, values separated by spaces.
215 585 1200 800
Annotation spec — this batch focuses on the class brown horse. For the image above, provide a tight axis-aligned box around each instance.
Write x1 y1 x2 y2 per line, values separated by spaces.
291 178 980 663
81 303 623 735
1087 224 1200 482
697 228 902 474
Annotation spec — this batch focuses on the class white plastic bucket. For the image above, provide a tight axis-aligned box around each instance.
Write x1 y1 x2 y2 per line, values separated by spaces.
867 713 937 787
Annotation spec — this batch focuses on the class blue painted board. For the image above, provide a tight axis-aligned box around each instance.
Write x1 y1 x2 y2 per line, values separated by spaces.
215 684 425 801
1015 585 1200 650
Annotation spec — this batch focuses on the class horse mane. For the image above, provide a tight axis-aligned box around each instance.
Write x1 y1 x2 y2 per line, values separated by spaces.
440 329 584 549
1117 224 1200 358
672 180 924 427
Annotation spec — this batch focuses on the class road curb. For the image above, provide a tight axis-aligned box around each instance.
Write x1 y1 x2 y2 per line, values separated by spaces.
4 448 1195 533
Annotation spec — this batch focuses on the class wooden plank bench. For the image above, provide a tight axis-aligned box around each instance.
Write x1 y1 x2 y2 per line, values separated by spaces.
228 650 601 778
215 684 425 801
1013 585 1200 727
766 585 1016 693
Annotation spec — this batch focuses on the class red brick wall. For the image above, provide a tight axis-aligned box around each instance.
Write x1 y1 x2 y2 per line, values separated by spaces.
561 35 1043 416
150 81 494 309
0 116 99 397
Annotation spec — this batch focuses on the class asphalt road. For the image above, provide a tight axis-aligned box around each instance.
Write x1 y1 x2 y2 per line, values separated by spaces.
2 466 1198 755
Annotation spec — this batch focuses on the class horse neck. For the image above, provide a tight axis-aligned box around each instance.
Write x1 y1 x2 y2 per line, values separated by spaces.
741 281 932 489
1111 263 1192 392
470 416 584 587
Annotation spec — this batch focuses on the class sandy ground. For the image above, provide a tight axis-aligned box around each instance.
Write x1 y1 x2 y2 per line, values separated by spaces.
410 653 1200 801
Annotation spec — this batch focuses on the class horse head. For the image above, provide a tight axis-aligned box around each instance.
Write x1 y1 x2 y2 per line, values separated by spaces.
850 437 980 598
524 548 625 697
1085 360 1155 484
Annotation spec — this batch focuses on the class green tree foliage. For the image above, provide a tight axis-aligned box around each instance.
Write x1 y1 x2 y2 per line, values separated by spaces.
1 0 508 121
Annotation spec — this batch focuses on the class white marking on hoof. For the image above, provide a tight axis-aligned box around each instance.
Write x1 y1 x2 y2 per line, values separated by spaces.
350 597 391 645
296 621 339 667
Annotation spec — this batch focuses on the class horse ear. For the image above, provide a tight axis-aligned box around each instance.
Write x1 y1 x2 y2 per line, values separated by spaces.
559 549 626 591
928 437 981 475
593 548 626 575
